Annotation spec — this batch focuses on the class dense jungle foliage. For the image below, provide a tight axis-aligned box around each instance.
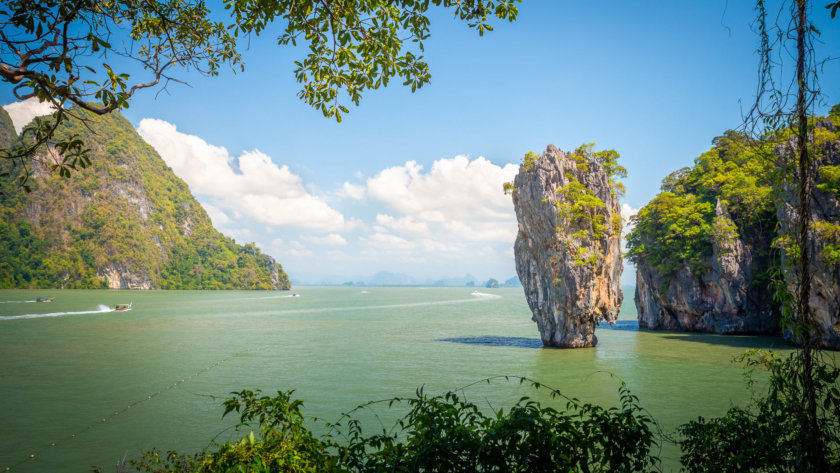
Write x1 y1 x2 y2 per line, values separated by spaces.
0 108 290 290
626 107 840 281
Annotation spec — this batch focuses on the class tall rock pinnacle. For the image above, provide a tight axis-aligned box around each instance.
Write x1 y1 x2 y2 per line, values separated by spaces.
511 145 623 347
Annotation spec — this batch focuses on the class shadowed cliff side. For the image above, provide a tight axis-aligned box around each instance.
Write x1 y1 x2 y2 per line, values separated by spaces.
511 144 623 348
776 117 840 349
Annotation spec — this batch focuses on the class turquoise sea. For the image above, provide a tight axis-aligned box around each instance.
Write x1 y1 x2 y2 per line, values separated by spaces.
0 287 792 471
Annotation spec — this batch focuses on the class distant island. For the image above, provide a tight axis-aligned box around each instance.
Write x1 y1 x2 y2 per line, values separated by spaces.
322 271 520 287
0 107 290 290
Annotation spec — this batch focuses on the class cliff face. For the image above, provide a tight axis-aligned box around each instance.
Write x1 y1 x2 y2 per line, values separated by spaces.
512 145 623 348
629 112 840 349
0 107 15 148
776 119 840 349
0 108 290 290
635 200 779 334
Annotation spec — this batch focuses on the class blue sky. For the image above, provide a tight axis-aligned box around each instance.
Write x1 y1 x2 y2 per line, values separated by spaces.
3 1 839 284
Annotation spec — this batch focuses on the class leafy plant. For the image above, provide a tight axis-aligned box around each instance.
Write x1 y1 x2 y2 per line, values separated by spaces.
128 378 662 473
678 350 840 472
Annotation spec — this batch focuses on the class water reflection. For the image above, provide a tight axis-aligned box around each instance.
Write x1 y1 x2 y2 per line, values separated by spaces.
436 336 543 348
657 332 789 349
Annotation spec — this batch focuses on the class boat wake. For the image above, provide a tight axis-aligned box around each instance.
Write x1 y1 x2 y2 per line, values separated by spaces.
255 296 500 317
0 305 113 321
470 291 502 299
234 293 300 301
0 300 36 303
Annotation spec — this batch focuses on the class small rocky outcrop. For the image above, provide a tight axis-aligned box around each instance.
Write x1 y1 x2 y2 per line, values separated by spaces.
512 145 623 348
635 200 779 333
776 119 840 349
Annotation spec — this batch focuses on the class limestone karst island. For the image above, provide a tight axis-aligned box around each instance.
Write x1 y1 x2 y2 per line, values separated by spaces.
2 1 840 472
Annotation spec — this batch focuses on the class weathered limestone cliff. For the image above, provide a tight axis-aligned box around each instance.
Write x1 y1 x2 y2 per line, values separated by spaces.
512 145 623 348
635 200 779 334
629 112 840 349
97 263 154 290
776 118 840 349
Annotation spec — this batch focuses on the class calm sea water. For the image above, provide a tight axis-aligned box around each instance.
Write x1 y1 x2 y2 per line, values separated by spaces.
0 287 791 472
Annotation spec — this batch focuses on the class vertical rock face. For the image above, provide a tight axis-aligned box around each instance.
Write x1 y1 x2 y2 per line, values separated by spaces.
97 263 154 290
776 119 840 349
635 200 779 333
512 145 623 348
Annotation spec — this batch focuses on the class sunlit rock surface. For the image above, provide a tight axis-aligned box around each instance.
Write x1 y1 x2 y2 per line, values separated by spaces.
635 200 779 334
512 145 623 348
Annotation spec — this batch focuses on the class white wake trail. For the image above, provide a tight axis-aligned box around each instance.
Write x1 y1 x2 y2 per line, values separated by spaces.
254 295 503 317
0 305 113 321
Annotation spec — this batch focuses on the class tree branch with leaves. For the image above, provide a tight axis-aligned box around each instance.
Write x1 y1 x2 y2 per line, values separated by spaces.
0 0 241 189
1 0 522 190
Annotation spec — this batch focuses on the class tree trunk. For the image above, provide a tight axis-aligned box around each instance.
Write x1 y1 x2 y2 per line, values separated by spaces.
794 1 826 470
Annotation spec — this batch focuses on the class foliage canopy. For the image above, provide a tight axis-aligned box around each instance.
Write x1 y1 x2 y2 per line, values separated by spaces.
0 0 521 186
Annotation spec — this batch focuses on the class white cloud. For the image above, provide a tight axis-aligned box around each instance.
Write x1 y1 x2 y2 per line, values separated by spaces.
134 119 521 279
302 233 348 246
365 155 518 244
202 202 231 227
443 220 516 242
3 98 55 133
362 232 415 252
620 203 639 236
137 118 345 232
224 228 252 241
339 182 366 200
285 240 313 257
375 214 429 234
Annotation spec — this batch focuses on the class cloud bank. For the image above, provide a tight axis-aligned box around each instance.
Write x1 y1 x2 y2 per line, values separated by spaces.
364 156 519 251
137 119 345 233
3 97 55 133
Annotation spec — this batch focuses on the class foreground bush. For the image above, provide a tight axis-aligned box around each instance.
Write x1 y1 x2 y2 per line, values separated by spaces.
125 378 660 473
678 350 840 472
120 351 840 473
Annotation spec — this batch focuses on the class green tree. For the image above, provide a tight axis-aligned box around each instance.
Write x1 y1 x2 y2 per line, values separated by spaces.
0 0 521 187
744 1 836 469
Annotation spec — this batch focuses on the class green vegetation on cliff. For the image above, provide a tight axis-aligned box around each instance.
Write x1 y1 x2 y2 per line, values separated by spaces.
555 144 625 267
626 128 781 278
0 109 290 290
628 108 840 281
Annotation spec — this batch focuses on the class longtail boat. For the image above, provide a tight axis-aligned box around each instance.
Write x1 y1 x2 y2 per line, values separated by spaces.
36 297 54 302
113 303 132 312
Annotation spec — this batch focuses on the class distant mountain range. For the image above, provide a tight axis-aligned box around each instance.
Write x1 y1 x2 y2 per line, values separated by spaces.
0 107 290 290
299 271 521 287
